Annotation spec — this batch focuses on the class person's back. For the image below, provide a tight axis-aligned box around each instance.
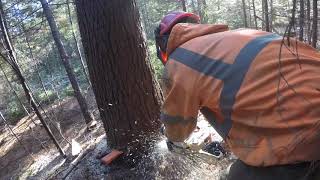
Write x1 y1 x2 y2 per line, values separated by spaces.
162 23 320 166
155 12 320 179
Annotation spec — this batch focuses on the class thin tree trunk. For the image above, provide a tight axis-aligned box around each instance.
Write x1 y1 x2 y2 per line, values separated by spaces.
75 0 162 150
264 0 270 32
0 69 37 133
202 0 207 7
242 0 248 27
201 0 208 23
196 0 208 23
50 75 62 103
0 63 30 116
0 1 14 52
21 23 50 98
269 0 273 32
299 0 305 41
287 0 297 45
248 0 252 27
0 1 65 157
191 0 197 13
312 0 317 48
262 0 265 30
39 0 94 126
252 0 258 29
139 0 147 30
255 15 280 34
66 0 91 86
0 110 35 160
142 0 149 28
43 47 63 104
181 0 187 12
197 0 203 22
307 0 312 44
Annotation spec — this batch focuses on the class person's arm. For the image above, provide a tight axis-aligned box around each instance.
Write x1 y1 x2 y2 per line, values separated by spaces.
159 66 200 142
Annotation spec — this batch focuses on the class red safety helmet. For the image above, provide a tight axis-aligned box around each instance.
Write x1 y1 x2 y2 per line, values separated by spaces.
159 11 200 35
155 12 200 65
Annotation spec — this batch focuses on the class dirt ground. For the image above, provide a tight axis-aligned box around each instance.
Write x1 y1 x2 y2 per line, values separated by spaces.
0 92 235 180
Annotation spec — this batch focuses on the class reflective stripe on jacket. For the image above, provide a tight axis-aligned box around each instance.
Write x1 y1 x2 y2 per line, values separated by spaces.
160 23 320 166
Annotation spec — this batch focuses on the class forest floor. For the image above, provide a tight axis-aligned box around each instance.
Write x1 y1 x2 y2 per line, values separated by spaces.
0 91 235 180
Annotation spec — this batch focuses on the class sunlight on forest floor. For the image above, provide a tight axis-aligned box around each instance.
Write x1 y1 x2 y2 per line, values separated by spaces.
0 94 235 179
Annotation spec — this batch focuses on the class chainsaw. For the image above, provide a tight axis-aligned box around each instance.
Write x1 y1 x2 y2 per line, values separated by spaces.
161 124 226 160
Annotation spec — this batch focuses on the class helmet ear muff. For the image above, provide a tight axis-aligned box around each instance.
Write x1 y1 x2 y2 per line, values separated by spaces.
154 12 200 65
155 39 162 63
155 26 169 65
155 26 163 63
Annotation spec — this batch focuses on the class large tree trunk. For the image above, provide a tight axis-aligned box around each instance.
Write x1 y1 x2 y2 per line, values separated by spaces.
242 0 248 28
299 0 305 41
75 0 162 150
312 0 318 48
263 0 270 32
252 0 258 29
39 0 94 126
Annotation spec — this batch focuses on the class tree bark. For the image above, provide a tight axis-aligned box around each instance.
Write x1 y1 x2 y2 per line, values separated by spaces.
312 0 318 48
307 0 312 44
242 0 248 27
181 0 187 12
264 0 270 32
252 0 258 29
299 0 305 41
75 0 162 150
39 0 94 126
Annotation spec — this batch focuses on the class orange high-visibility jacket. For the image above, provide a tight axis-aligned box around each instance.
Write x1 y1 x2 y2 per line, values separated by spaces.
160 23 320 167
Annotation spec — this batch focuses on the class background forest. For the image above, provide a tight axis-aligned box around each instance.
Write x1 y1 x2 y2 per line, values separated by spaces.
0 0 316 123
0 0 319 179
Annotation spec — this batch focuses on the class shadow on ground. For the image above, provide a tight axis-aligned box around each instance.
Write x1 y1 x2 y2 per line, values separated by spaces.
0 92 103 180
50 135 234 180
1 92 234 180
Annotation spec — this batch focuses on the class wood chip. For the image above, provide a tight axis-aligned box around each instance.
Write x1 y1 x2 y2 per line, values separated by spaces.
101 149 123 165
